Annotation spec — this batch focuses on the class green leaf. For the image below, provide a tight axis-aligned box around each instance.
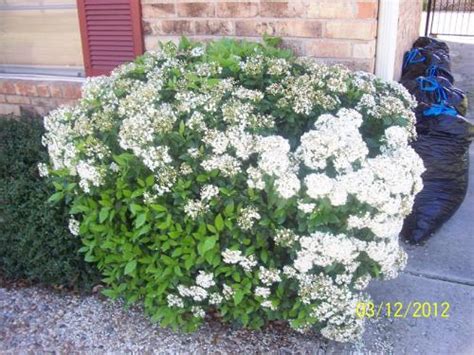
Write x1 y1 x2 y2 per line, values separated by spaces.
151 204 167 212
207 224 217 233
146 175 155 186
101 289 117 299
48 191 64 203
215 214 224 232
233 289 244 305
130 203 142 215
224 202 234 216
99 208 109 223
124 260 137 275
232 272 241 282
136 213 147 228
198 236 218 255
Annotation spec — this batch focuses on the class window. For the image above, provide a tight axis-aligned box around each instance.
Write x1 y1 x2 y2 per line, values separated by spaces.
0 0 84 76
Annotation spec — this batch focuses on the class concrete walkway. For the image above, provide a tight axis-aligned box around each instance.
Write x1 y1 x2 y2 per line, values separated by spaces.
359 40 474 354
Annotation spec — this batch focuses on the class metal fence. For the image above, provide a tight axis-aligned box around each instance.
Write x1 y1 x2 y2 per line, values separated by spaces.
425 0 474 36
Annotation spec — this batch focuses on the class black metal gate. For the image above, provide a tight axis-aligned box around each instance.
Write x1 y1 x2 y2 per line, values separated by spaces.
425 0 474 37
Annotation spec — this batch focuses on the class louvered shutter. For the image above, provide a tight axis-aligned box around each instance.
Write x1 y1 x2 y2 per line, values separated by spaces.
77 0 144 77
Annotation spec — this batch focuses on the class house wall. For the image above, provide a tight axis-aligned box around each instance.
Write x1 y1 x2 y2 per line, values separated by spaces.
141 0 379 72
0 77 82 117
394 0 423 80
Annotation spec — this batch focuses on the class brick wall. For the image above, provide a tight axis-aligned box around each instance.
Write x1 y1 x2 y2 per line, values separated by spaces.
394 0 422 80
0 78 82 117
142 0 379 72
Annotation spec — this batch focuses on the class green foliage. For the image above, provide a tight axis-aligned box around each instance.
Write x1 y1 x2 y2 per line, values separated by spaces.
0 115 100 289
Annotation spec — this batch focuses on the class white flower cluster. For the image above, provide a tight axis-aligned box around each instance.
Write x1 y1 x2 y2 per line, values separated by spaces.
221 249 257 272
237 206 261 231
297 108 367 173
68 217 80 236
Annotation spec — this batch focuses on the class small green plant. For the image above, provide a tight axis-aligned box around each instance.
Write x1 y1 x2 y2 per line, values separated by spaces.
0 115 100 290
43 38 424 342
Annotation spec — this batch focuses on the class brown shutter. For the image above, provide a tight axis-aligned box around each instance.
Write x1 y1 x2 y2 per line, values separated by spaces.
77 0 144 77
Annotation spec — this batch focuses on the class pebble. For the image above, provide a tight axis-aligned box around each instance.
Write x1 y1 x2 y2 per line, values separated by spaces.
0 286 390 353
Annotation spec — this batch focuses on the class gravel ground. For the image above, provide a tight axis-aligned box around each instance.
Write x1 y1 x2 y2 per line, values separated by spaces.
1 285 360 353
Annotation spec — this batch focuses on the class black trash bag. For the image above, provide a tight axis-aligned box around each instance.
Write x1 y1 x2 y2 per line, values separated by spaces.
425 64 454 84
400 76 468 116
401 48 451 80
413 36 450 55
401 104 474 243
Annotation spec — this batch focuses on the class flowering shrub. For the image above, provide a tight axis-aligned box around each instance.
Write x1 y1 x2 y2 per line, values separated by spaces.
42 38 424 342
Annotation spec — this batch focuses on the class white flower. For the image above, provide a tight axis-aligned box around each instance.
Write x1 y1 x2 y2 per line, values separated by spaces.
200 185 219 201
178 285 208 301
221 249 242 265
37 162 49 177
222 284 233 300
209 293 223 305
237 206 261 231
255 287 271 298
274 228 299 247
275 172 300 199
109 162 120 172
222 249 257 272
68 218 80 236
259 267 281 286
191 306 206 318
297 201 316 213
305 173 333 199
261 300 277 310
190 46 205 57
76 160 103 193
196 271 215 289
184 199 208 219
167 294 184 308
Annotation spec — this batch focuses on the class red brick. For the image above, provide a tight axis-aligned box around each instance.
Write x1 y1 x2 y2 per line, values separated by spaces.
357 2 378 19
305 40 352 58
352 40 376 58
49 83 63 98
281 39 305 56
0 81 16 95
325 20 376 40
142 21 153 35
260 1 305 18
36 84 50 97
5 95 31 105
307 1 356 19
0 94 6 103
142 3 175 18
216 2 258 18
30 97 56 107
62 83 82 99
14 81 37 96
194 20 234 35
157 20 194 35
55 98 77 107
236 20 322 38
176 2 214 17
